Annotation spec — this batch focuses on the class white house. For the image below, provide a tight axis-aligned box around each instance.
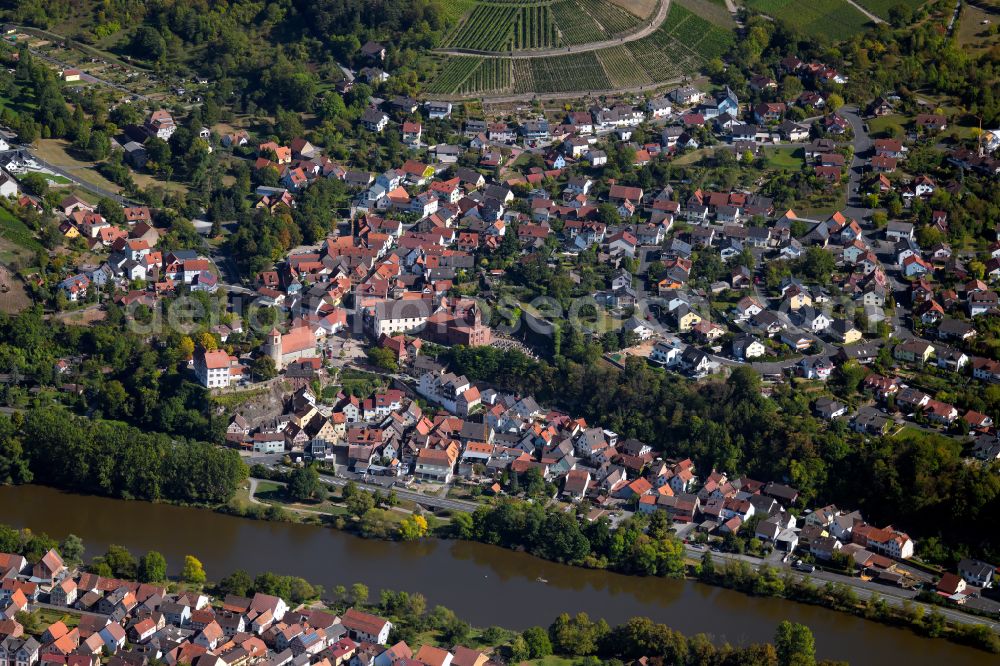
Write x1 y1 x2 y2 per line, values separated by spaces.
193 349 238 389
649 340 682 366
342 609 392 645
0 171 17 198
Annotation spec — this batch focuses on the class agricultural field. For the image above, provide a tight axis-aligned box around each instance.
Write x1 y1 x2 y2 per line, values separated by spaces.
607 0 658 16
444 4 521 51
427 57 514 96
597 45 653 88
551 0 608 44
427 2 733 96
512 5 560 49
853 0 925 20
459 58 515 95
575 0 643 34
425 57 483 94
625 3 733 79
514 51 612 94
675 0 736 27
742 0 872 40
439 0 480 23
444 0 645 52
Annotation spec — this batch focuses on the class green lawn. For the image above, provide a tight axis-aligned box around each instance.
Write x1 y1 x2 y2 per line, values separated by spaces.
867 113 909 137
255 480 284 495
33 608 80 632
763 146 804 171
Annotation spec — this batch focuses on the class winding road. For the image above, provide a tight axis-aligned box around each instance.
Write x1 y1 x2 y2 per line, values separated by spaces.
434 0 671 59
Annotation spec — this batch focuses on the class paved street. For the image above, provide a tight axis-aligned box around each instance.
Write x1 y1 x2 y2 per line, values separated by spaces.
840 104 875 222
688 547 996 630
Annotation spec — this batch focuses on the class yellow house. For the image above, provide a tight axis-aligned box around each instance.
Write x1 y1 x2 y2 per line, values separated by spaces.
832 319 862 344
59 221 80 238
306 416 340 443
894 340 934 364
290 404 319 428
676 307 703 333
784 287 813 311
841 328 862 345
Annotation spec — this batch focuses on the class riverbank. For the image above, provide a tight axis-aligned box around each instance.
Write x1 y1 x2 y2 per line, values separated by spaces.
0 484 991 665
224 475 1000 655
0 519 825 666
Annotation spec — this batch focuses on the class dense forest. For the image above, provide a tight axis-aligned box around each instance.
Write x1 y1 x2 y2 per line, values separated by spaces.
443 346 1000 565
0 307 228 444
3 0 453 111
0 405 247 504
451 497 687 577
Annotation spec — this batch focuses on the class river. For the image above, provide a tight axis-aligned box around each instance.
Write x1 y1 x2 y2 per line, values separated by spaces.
0 485 990 665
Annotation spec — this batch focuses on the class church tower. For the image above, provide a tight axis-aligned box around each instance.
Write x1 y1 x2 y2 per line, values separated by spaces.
266 327 282 366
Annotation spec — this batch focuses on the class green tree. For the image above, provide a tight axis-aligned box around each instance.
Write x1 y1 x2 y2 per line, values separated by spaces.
775 620 816 666
0 418 32 485
131 26 166 60
350 582 369 606
103 544 137 578
145 137 172 167
507 636 531 663
450 512 474 539
57 534 84 565
346 489 376 517
288 465 323 501
521 626 553 658
397 514 429 541
18 173 49 197
596 203 621 226
251 355 278 381
367 347 399 372
138 550 167 583
793 247 836 283
181 555 206 585
90 561 113 577
218 569 253 597
14 611 43 635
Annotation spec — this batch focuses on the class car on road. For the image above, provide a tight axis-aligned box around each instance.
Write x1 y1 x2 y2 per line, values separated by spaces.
793 560 816 573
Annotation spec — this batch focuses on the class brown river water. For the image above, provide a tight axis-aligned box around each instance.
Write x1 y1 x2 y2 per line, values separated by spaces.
0 485 992 665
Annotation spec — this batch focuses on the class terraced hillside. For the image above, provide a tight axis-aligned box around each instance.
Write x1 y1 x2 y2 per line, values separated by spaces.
428 3 733 98
442 0 646 53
